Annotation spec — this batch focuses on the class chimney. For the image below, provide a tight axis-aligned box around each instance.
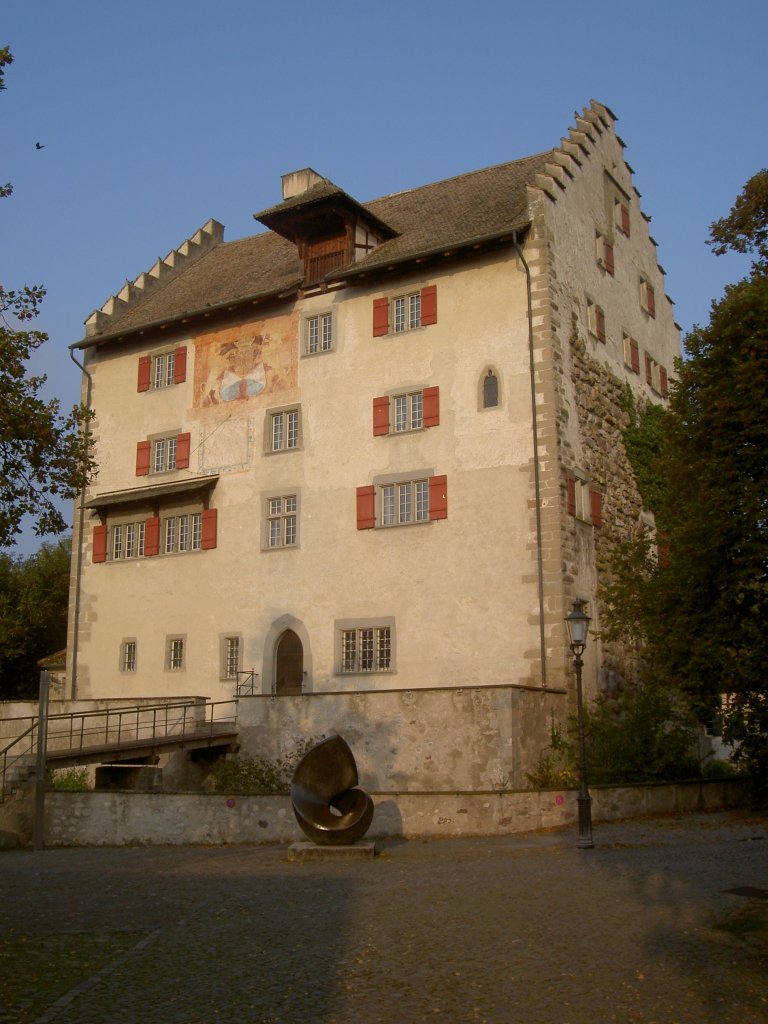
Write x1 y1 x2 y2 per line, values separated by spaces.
281 168 326 201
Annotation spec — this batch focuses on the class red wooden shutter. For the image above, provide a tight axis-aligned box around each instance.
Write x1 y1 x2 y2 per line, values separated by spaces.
373 396 390 436
620 204 630 236
429 474 447 521
630 339 640 374
659 366 668 398
92 525 107 563
589 488 603 528
420 285 437 326
144 517 160 556
176 432 191 469
422 386 440 427
645 353 653 385
356 485 375 529
595 307 606 344
646 284 656 318
372 298 389 336
136 440 151 476
137 355 151 392
201 508 218 549
604 242 614 276
173 346 187 384
567 477 576 517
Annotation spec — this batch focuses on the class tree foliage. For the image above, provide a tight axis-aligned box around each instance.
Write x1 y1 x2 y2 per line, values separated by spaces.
0 539 71 699
602 170 768 803
1 47 94 546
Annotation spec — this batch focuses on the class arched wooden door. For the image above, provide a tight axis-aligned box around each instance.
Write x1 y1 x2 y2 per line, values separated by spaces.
274 629 303 695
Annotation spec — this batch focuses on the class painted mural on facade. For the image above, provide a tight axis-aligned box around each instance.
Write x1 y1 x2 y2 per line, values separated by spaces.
192 314 298 413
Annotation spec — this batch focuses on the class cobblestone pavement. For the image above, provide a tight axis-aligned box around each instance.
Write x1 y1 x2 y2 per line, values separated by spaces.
1 812 767 1024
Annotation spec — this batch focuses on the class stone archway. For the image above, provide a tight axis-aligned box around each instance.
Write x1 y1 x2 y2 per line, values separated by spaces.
274 629 303 695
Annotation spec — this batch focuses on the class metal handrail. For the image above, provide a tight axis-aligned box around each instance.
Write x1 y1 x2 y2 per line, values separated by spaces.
0 699 238 800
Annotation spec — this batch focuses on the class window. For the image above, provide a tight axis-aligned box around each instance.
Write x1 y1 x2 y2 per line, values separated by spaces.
356 475 447 529
623 334 640 374
166 636 185 671
266 495 298 548
596 234 614 275
305 312 333 355
566 474 603 528
482 370 499 409
109 520 146 560
373 387 439 435
339 626 392 674
162 512 203 554
587 300 606 344
136 432 190 476
269 407 300 452
137 346 186 392
221 636 241 680
120 640 137 673
372 285 438 337
640 278 656 318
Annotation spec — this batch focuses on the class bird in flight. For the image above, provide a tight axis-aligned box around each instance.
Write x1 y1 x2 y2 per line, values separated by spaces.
35 142 45 149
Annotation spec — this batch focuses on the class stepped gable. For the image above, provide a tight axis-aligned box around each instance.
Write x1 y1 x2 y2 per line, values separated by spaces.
81 99 646 344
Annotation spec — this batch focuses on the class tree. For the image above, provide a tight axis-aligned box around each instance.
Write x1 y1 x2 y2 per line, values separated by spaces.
1 48 94 546
0 539 72 699
603 170 768 803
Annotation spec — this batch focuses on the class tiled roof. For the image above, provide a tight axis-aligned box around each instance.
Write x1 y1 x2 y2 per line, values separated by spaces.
82 148 555 344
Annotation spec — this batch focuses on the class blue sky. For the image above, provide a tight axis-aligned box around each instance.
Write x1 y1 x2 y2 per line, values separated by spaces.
3 0 766 554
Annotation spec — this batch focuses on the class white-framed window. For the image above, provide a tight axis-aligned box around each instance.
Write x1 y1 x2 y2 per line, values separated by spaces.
120 640 137 673
587 299 606 343
270 408 300 452
152 350 176 390
162 512 203 555
305 312 333 354
109 520 146 561
152 435 177 474
381 479 430 527
221 636 241 680
166 636 185 671
393 391 423 433
393 292 421 333
339 625 392 674
266 494 298 548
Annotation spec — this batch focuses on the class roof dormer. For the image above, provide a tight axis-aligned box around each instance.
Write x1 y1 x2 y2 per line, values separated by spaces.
253 169 397 287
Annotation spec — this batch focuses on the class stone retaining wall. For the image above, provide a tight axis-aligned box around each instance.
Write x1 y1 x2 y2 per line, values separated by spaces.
42 779 748 847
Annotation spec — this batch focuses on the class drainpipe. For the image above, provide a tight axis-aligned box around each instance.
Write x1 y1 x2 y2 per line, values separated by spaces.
513 231 547 687
67 343 93 700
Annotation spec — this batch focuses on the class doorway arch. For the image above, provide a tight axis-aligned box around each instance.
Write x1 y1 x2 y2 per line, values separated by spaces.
275 629 303 695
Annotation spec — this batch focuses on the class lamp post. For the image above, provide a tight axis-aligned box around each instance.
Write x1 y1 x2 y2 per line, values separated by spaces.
565 598 593 849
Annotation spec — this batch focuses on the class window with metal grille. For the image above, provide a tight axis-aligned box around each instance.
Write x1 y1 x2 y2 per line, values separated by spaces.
167 637 185 671
121 640 137 673
223 637 240 680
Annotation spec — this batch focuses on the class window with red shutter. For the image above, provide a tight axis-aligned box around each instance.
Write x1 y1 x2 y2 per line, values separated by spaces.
428 474 447 520
422 386 440 428
136 440 151 476
144 517 160 556
590 489 603 528
201 508 217 549
176 432 191 469
356 485 375 529
173 346 187 384
420 285 437 326
645 353 653 386
595 307 606 344
373 396 390 436
373 286 437 336
137 356 151 393
372 298 389 337
603 241 614 276
659 366 668 398
92 525 107 563
630 339 640 374
619 203 630 236
646 284 656 318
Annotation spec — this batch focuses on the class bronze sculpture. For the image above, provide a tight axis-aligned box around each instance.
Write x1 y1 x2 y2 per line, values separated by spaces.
290 735 374 845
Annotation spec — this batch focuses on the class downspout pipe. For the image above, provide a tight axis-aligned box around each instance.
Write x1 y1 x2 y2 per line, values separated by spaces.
67 343 93 700
513 230 547 687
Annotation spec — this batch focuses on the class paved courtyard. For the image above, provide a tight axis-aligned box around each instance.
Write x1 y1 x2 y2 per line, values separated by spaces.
1 811 767 1023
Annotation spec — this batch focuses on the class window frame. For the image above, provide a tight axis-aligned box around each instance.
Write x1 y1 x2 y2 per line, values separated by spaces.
263 491 300 550
265 404 302 454
220 634 242 681
108 518 146 561
165 635 186 672
303 311 334 356
358 472 447 529
335 617 396 676
120 639 137 673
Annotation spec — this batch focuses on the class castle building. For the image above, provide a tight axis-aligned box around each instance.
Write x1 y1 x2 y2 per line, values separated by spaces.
66 100 679 788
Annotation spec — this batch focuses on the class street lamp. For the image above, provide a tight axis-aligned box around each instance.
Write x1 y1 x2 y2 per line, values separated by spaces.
565 598 593 849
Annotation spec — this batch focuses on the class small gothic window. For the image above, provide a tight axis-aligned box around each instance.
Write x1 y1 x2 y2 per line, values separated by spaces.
483 370 499 408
